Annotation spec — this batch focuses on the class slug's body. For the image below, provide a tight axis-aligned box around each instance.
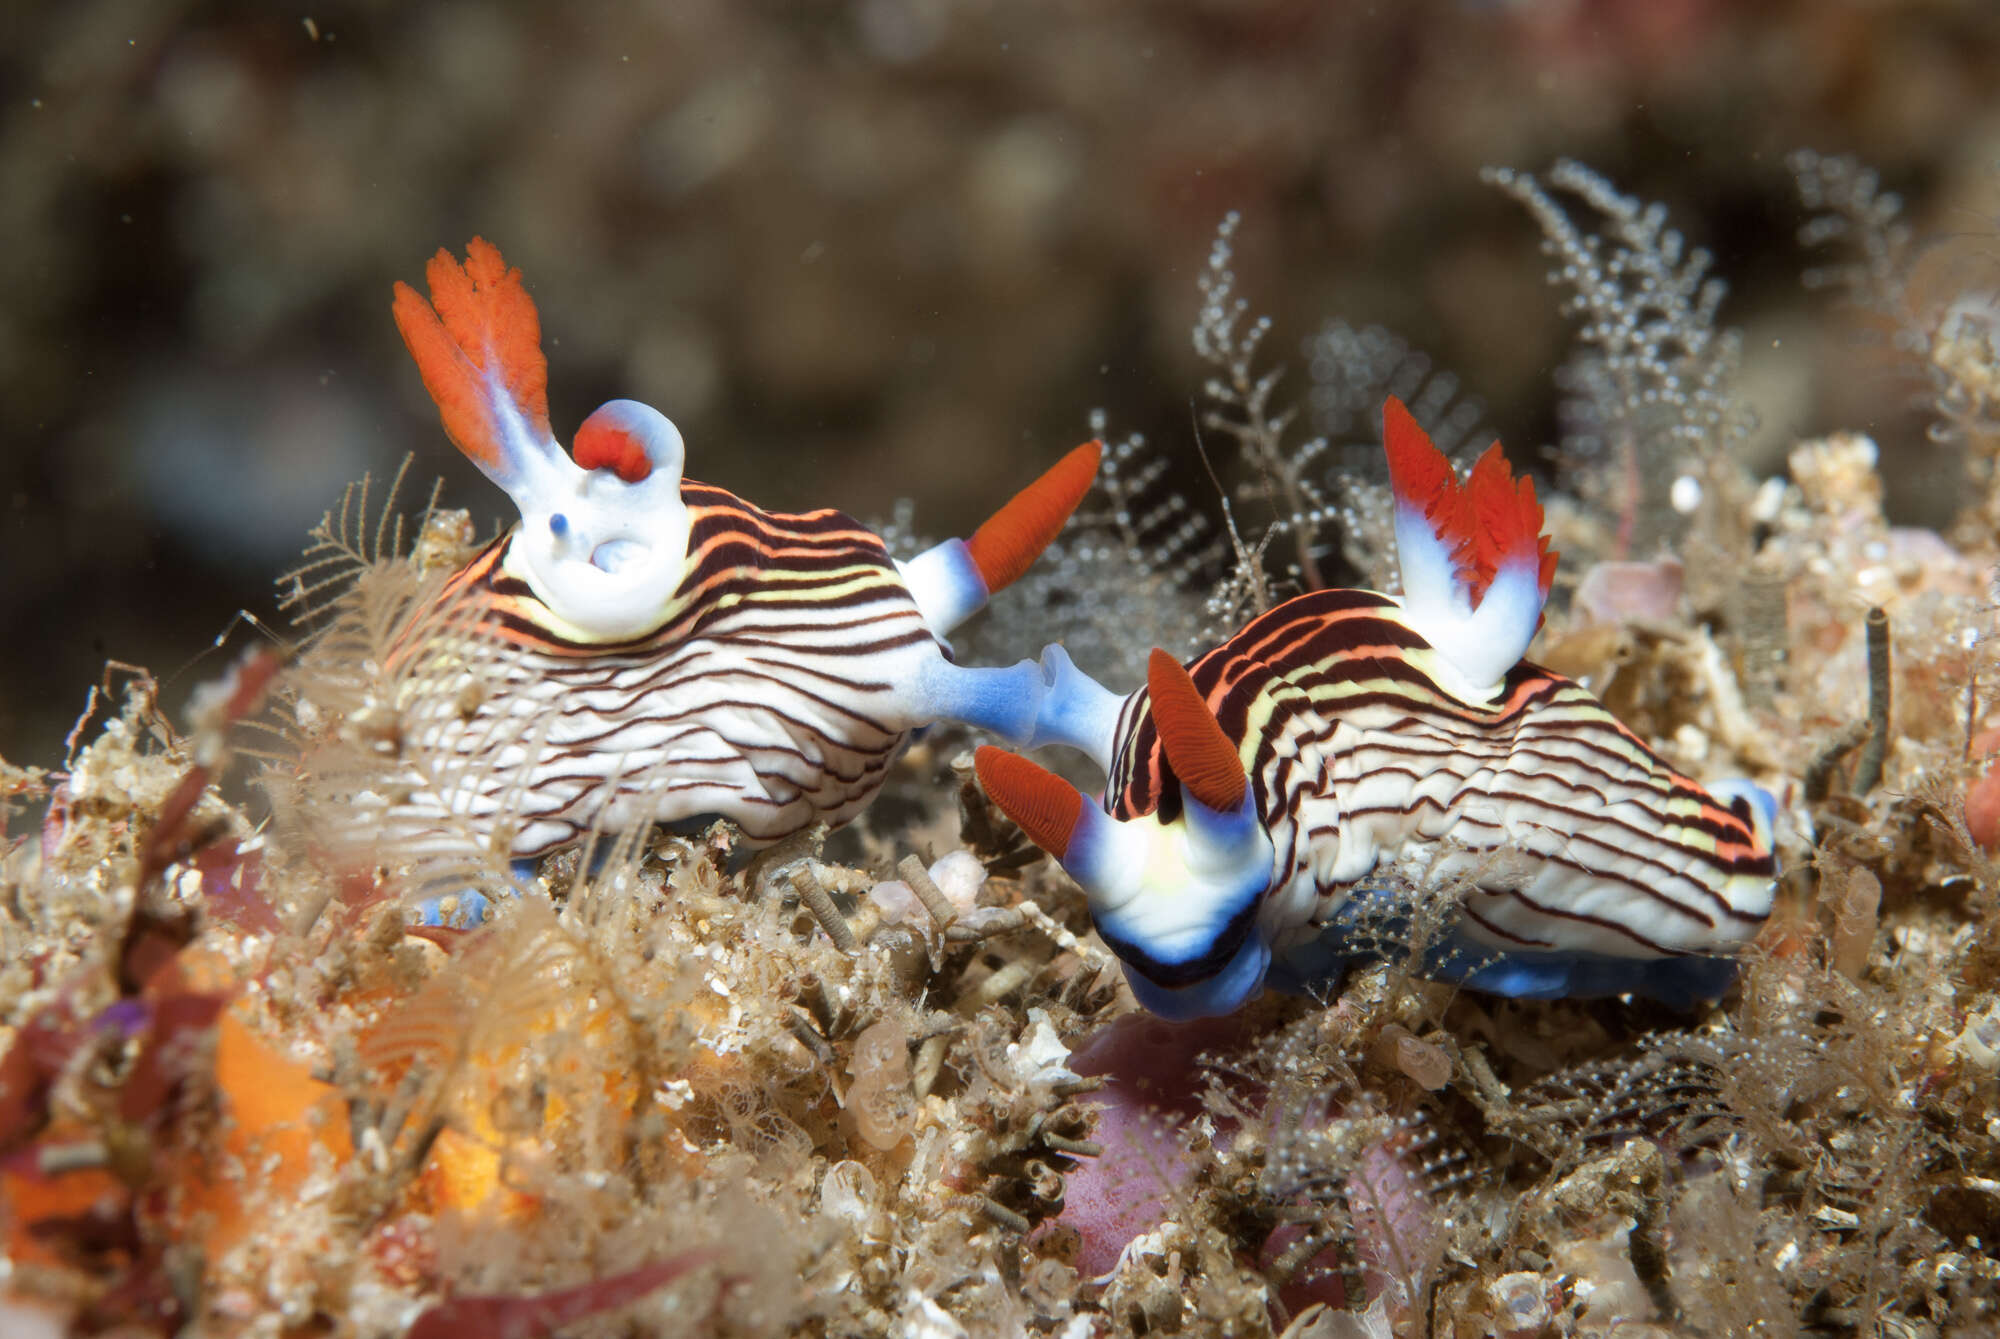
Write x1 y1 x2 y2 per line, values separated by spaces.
1099 590 1775 1007
976 399 1778 1017
400 488 958 855
380 239 1104 862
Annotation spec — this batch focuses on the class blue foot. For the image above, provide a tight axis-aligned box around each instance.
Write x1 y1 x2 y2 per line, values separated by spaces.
411 857 540 928
412 889 495 928
1442 943 1740 1008
1708 777 1779 848
1265 886 1741 1008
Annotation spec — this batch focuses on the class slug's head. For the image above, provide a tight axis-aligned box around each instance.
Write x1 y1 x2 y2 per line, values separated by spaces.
974 650 1277 1020
508 399 692 642
393 240 691 642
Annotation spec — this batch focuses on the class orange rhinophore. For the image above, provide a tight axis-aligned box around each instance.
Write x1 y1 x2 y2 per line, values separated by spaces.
974 747 1084 858
572 410 656 482
1145 649 1246 814
967 440 1104 594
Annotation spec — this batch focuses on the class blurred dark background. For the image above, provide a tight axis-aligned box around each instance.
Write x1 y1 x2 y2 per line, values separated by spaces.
4 0 1998 764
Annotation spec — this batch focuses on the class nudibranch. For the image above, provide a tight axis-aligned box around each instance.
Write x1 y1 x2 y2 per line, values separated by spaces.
973 397 1779 1018
385 239 1108 858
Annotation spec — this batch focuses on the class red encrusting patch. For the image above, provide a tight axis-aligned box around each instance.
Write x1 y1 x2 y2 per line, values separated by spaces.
1146 649 1246 813
391 238 550 472
574 416 654 483
974 746 1083 858
1380 396 1557 604
1965 727 2000 852
966 441 1103 594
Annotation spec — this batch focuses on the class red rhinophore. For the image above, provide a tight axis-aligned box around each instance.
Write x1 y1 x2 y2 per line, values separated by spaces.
391 238 550 472
966 440 1103 594
974 747 1083 858
574 415 654 483
1145 649 1246 812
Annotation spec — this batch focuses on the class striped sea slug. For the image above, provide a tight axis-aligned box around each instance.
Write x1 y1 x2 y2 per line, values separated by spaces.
973 397 1780 1017
377 238 1110 859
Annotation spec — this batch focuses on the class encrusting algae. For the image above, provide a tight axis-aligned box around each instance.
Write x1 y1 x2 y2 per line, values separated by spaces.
4 158 2000 1337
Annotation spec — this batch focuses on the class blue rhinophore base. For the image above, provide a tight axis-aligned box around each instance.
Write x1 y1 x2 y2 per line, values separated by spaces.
1264 887 1742 1009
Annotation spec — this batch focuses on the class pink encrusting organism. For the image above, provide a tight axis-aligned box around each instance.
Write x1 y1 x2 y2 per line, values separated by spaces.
370 239 1112 862
974 398 1781 1016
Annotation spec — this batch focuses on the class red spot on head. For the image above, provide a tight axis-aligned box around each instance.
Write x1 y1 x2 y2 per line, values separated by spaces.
574 417 654 483
974 746 1083 858
967 441 1102 594
1145 649 1245 812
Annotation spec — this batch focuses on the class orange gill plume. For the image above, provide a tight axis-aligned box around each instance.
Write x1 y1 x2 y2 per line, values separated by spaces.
1381 395 1475 575
1462 443 1558 604
1381 394 1557 607
391 238 550 477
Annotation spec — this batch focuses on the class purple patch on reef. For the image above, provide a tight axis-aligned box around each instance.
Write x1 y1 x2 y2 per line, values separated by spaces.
94 998 152 1038
1045 1011 1257 1278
